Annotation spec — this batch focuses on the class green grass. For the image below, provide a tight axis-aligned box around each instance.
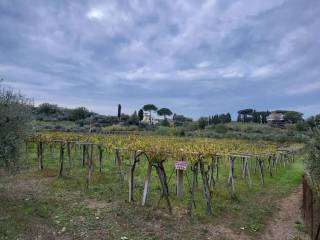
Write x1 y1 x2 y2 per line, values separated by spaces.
0 143 305 239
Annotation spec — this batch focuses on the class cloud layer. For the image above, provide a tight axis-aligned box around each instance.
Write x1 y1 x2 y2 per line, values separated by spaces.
0 0 319 118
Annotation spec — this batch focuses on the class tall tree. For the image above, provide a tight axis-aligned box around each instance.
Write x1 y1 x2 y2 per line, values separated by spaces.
127 111 139 126
0 84 33 171
157 108 173 119
237 109 254 123
138 109 144 124
69 107 90 121
198 117 208 129
117 104 121 121
284 111 303 124
226 113 232 123
213 114 220 124
143 104 158 125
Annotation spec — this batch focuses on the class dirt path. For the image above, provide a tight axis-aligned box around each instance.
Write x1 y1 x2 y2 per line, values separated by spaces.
261 185 309 240
206 185 308 240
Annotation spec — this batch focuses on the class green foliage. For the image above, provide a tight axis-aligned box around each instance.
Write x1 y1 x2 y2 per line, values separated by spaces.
103 124 139 132
142 104 158 112
154 126 176 136
0 86 33 170
198 117 208 129
160 118 170 127
37 103 61 115
210 113 232 124
214 124 228 133
138 109 144 122
126 111 139 126
69 107 91 121
306 114 320 128
173 114 192 127
157 108 173 118
283 111 303 124
306 127 320 187
117 104 121 119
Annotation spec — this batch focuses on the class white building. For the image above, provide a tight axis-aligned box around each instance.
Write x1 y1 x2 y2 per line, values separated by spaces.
142 112 159 125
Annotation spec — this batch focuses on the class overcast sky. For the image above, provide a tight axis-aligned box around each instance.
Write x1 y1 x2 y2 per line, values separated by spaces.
0 0 319 119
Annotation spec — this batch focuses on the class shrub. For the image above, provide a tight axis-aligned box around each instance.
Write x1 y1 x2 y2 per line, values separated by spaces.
214 124 228 134
155 126 176 136
0 86 33 171
306 127 320 189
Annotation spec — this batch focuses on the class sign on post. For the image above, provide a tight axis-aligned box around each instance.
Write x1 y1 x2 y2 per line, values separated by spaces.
175 161 188 171
175 161 187 199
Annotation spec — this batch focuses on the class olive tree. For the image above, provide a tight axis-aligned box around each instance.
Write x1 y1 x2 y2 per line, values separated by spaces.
0 85 33 171
306 127 320 188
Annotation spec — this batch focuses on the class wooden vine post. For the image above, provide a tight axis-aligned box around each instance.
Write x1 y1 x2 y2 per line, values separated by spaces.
67 142 71 169
208 156 216 188
115 148 124 181
188 162 198 216
142 162 152 206
267 155 273 177
242 156 252 187
257 157 265 186
98 146 103 173
215 155 220 181
175 160 187 199
37 142 44 170
199 159 213 215
128 150 142 203
59 142 65 177
155 161 172 213
85 144 93 189
82 144 86 167
228 156 236 198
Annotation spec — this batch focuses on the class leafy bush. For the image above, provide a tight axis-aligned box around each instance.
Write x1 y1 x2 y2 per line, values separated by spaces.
103 124 139 132
0 86 33 171
306 128 320 189
214 124 228 134
155 126 176 136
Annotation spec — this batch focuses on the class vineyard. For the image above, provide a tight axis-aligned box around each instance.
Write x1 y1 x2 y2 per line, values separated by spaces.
27 132 303 216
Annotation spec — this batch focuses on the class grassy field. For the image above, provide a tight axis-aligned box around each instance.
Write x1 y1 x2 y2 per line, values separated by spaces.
0 143 305 239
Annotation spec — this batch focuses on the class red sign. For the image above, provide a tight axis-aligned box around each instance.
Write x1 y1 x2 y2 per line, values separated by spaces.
175 161 188 171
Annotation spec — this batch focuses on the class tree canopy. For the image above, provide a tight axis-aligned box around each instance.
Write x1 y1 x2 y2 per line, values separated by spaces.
157 108 173 118
143 104 158 112
0 85 33 171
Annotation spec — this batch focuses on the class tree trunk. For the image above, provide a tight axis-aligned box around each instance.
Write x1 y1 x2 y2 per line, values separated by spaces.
199 160 213 215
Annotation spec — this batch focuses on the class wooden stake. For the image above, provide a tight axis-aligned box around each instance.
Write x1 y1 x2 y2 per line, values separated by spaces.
86 145 93 189
258 158 265 186
38 142 44 170
176 169 184 199
128 151 140 203
199 160 213 215
228 156 236 198
98 146 103 173
59 142 64 177
115 149 124 181
188 162 198 216
242 157 252 187
155 161 172 213
67 142 71 169
142 162 152 206
82 145 86 167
